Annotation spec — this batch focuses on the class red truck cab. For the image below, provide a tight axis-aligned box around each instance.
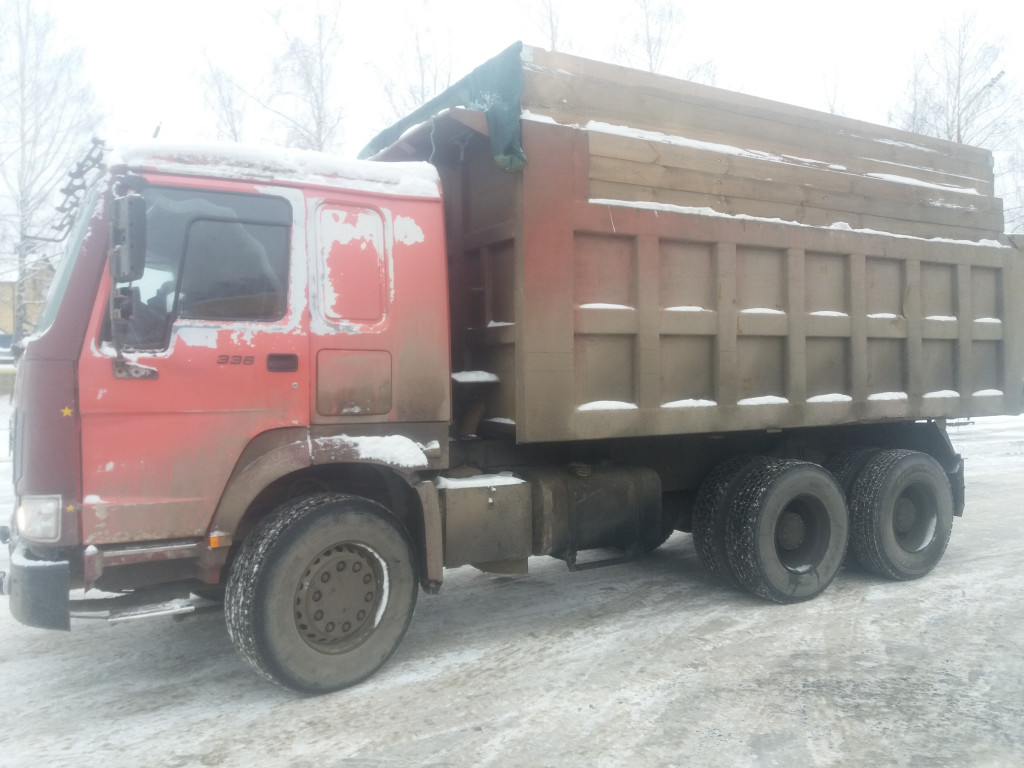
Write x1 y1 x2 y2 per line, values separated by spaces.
6 146 450 640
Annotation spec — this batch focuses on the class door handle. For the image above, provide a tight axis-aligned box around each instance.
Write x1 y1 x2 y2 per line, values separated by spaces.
267 353 299 372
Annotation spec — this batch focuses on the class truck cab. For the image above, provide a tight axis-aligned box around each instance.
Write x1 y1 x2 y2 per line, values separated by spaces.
7 146 450 633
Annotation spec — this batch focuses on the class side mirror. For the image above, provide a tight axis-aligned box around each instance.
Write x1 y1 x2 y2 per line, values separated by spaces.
109 194 146 282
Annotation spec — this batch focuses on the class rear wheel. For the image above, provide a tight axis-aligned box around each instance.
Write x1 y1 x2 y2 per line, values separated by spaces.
726 460 848 603
825 447 883 500
825 447 883 565
847 449 953 580
225 493 418 693
691 456 768 587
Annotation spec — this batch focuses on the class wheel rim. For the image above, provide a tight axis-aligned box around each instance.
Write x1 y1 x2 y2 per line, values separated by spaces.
294 542 388 654
892 485 938 553
774 496 831 573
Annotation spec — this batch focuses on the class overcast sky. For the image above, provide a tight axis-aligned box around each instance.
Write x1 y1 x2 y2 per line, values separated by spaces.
47 0 1024 157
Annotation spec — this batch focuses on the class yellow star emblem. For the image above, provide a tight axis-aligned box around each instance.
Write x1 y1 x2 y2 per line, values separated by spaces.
61 406 73 417
66 504 75 513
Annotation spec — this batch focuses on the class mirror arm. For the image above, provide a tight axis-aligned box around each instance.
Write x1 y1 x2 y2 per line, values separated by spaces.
108 285 158 380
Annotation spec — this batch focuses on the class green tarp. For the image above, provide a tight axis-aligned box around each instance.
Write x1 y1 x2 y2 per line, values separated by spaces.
359 41 527 172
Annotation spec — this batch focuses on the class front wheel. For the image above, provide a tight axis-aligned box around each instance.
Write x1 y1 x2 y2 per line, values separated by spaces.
225 494 418 693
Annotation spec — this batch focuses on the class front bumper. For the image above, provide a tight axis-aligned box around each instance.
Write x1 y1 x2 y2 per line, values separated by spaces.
3 539 71 630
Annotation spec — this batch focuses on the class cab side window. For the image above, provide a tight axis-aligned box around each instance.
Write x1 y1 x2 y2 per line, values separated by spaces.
113 187 291 350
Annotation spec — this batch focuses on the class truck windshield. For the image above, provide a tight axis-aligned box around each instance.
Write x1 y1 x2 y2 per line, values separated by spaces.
32 182 103 339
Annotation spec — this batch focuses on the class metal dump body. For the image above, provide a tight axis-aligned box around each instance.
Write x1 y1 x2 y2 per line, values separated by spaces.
368 43 1024 444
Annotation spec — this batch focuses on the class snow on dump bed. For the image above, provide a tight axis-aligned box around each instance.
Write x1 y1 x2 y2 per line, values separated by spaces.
521 114 986 200
112 143 441 197
589 198 1007 248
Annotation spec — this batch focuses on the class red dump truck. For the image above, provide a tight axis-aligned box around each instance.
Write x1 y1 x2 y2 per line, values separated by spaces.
3 43 1022 692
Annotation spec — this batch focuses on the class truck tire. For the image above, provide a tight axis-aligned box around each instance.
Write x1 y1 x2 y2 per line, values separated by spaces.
825 447 883 499
691 456 768 587
825 447 883 565
725 460 848 603
846 449 953 580
225 494 418 693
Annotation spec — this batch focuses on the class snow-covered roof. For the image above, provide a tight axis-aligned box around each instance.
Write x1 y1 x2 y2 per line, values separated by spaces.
112 143 441 198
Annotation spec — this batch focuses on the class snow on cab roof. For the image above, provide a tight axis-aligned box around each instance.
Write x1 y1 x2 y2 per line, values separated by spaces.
111 142 441 198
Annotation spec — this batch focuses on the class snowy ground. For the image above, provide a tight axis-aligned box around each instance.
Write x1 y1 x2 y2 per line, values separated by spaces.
1 406 1022 768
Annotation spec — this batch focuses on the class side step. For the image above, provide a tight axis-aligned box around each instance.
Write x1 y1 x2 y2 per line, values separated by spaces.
69 586 222 624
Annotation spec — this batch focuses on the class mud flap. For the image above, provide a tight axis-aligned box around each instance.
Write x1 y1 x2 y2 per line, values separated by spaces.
8 541 71 630
949 458 966 517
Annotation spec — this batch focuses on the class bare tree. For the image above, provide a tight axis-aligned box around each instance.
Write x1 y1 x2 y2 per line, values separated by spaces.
890 16 1024 232
624 0 678 74
380 29 453 121
203 60 247 143
891 59 933 136
1000 146 1024 233
265 3 345 152
823 70 843 116
0 0 102 343
536 0 566 53
617 1 715 84
892 17 1018 145
683 60 717 87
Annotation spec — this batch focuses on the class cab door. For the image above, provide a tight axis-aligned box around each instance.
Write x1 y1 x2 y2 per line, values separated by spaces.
77 182 308 546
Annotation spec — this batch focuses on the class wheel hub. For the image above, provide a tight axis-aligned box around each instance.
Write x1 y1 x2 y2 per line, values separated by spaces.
892 488 937 553
294 543 383 653
893 497 918 533
776 510 807 551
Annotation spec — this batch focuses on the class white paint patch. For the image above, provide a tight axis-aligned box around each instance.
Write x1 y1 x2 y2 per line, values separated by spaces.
322 208 382 247
974 389 1004 397
228 326 263 346
579 303 634 310
666 306 711 313
393 216 425 246
924 391 960 398
662 399 717 408
177 326 220 349
738 396 789 405
96 389 107 401
810 310 848 317
741 308 785 315
104 462 115 472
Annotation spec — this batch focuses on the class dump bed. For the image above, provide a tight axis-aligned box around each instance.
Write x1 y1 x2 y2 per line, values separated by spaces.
366 43 1024 444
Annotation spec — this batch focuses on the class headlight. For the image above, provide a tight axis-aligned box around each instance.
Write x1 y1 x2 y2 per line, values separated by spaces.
15 496 63 542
